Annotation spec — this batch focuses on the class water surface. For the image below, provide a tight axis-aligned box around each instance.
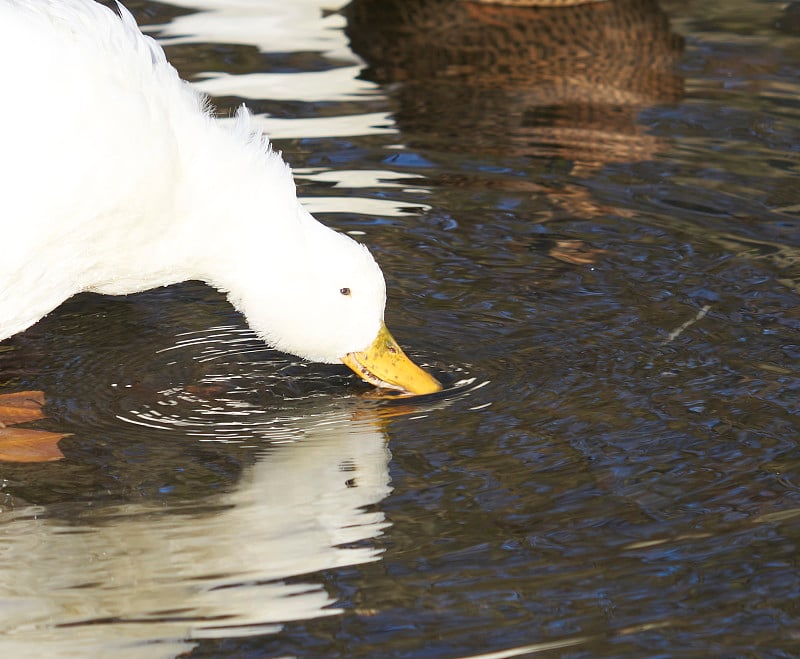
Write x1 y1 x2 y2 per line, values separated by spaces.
2 0 800 656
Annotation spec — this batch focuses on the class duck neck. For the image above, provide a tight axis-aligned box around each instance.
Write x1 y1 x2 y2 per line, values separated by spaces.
177 115 308 313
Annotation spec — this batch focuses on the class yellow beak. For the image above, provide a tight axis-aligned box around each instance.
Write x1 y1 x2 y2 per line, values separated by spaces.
342 322 442 395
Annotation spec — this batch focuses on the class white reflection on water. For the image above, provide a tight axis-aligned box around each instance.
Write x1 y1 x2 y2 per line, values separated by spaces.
0 413 391 657
153 0 404 189
155 0 352 60
250 111 396 140
301 195 431 217
296 168 427 190
193 66 380 102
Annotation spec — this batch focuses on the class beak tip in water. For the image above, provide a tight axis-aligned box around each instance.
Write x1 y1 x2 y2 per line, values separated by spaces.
342 323 443 396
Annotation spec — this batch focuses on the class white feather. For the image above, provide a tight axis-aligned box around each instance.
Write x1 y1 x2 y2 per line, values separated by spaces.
0 0 386 363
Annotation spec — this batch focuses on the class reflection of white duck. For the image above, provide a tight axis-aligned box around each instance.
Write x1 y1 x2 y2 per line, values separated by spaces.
0 412 391 657
0 0 439 395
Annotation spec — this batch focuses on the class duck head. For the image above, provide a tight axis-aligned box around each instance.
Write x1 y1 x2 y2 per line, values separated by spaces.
226 205 442 396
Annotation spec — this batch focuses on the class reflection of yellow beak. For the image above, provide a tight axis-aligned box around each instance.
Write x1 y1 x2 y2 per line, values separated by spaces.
342 322 442 395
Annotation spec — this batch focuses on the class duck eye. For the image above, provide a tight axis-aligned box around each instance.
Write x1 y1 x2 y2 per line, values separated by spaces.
340 287 351 296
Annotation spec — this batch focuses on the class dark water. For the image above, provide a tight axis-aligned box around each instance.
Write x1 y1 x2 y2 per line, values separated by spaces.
2 0 800 656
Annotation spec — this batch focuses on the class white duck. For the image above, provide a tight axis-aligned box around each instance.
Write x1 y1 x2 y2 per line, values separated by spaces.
0 0 441 395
